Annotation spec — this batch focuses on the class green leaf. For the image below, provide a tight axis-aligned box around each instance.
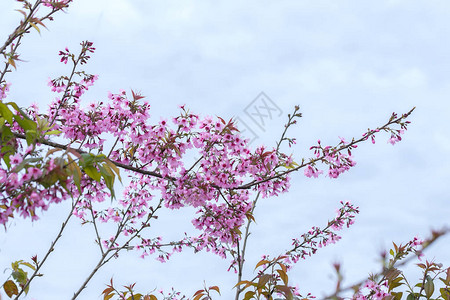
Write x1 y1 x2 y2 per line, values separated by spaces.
0 125 15 168
67 156 82 192
83 165 101 182
275 285 293 300
104 292 114 300
99 164 115 199
3 280 19 297
283 161 299 169
100 163 115 178
24 280 30 295
8 57 17 69
13 115 37 131
6 102 31 120
25 129 37 145
29 22 41 34
257 274 271 289
40 165 68 188
0 102 14 124
392 292 403 300
0 122 13 139
79 153 95 168
35 115 48 130
1 147 13 168
11 260 20 270
45 130 62 135
389 281 404 291
276 269 289 285
406 293 416 300
12 269 27 284
103 158 122 182
440 287 450 300
425 278 435 298
243 291 255 300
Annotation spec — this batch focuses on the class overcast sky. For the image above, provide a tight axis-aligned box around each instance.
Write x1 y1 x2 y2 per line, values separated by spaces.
1 1 449 299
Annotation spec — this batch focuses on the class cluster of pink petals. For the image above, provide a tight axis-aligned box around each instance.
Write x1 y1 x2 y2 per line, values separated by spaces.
42 75 293 256
354 280 390 300
388 130 405 145
309 139 357 179
287 201 359 264
34 72 293 258
0 82 11 100
0 150 70 225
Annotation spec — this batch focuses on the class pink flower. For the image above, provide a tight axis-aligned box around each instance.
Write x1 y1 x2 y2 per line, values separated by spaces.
363 280 376 290
28 167 43 180
304 165 322 178
0 82 11 100
9 153 23 166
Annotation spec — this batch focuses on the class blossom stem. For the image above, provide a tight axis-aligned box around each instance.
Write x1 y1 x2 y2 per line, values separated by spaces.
236 107 415 191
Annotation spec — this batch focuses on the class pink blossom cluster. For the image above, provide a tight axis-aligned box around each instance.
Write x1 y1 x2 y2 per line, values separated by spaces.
58 47 71 64
306 116 410 180
286 201 359 264
135 236 163 259
0 149 71 225
362 111 411 146
304 165 323 178
354 280 390 300
48 72 98 105
191 192 252 247
0 82 11 100
43 80 292 260
388 129 404 145
45 69 292 257
72 179 111 221
309 139 357 179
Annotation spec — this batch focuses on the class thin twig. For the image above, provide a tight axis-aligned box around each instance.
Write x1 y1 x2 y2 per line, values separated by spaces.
234 192 260 300
88 204 104 255
70 199 163 299
14 195 82 300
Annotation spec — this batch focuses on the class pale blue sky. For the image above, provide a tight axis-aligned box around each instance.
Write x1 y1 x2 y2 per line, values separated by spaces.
1 1 449 299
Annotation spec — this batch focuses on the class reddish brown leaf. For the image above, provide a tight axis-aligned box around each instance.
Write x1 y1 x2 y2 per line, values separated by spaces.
3 280 19 297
